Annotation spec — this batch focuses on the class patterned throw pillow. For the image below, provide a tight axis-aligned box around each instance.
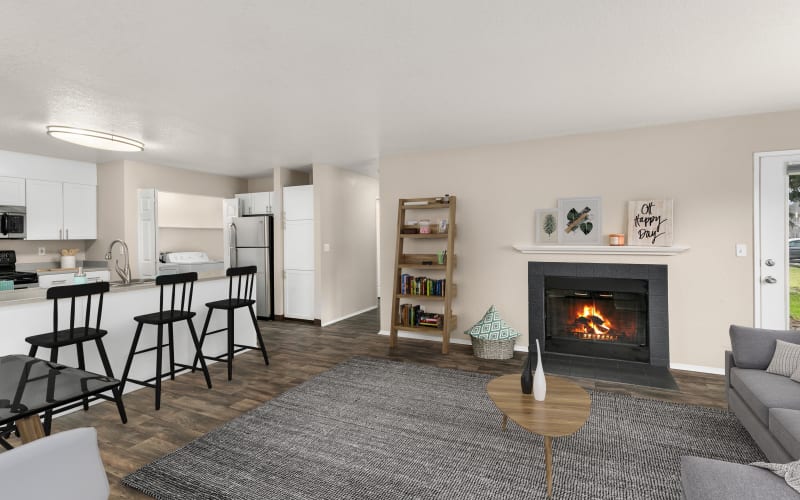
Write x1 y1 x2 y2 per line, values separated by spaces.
766 340 800 377
465 305 520 340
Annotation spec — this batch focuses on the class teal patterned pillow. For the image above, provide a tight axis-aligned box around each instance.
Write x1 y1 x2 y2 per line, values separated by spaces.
466 305 521 340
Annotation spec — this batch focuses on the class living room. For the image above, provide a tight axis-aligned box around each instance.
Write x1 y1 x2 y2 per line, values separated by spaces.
2 2 800 499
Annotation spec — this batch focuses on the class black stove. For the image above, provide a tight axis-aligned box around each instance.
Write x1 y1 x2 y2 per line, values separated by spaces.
0 250 38 287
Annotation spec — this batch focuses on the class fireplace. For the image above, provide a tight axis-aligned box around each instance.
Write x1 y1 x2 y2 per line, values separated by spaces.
545 277 649 363
529 262 669 367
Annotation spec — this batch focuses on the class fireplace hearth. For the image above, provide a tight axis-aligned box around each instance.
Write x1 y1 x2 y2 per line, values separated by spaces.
529 262 669 367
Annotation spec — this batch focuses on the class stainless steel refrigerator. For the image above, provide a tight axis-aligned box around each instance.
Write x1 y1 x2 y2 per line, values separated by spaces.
228 215 274 319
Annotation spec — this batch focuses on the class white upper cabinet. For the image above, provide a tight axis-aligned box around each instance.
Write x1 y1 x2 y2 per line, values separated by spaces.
63 183 97 239
26 180 97 240
235 191 273 215
26 179 63 240
283 185 313 221
0 177 26 206
250 191 272 215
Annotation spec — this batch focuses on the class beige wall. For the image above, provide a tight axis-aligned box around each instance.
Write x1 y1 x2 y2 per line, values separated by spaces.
10 240 87 266
247 175 274 192
380 109 800 371
314 165 379 324
88 160 246 277
86 161 125 262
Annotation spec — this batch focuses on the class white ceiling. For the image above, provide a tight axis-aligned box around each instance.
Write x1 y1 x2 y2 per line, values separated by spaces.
1 1 799 178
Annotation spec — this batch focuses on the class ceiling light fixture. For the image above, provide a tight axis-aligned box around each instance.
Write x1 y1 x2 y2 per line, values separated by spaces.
46 125 144 152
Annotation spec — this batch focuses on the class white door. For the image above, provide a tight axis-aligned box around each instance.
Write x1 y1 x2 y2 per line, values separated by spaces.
62 183 97 239
284 220 314 270
26 179 63 240
137 189 158 278
283 185 314 220
0 177 25 206
285 269 314 320
756 151 800 329
223 198 239 269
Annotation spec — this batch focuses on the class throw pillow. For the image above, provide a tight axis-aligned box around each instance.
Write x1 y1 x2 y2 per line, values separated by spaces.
465 305 520 340
766 340 800 377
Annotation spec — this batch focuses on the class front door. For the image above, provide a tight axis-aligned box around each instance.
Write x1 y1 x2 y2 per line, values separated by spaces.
756 151 800 329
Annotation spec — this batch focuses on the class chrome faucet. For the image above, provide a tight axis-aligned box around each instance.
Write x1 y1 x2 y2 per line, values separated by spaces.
105 239 132 284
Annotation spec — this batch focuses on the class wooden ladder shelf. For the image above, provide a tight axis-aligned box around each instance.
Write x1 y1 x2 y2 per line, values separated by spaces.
389 196 457 354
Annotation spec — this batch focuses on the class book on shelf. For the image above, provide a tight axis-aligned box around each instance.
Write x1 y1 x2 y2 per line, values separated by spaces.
398 303 443 328
399 274 446 297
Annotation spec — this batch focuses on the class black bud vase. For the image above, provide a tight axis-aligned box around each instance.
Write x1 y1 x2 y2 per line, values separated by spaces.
521 348 533 394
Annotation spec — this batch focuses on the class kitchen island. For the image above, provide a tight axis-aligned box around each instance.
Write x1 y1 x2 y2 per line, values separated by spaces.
0 274 257 395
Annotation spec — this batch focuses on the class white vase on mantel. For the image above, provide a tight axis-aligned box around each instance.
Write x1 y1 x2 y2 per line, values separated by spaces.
533 339 547 401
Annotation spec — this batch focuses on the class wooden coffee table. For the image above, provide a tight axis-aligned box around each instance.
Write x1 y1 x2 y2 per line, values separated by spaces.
487 374 591 498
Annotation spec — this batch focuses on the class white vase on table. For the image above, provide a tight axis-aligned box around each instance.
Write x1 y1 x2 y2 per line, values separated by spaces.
533 339 547 401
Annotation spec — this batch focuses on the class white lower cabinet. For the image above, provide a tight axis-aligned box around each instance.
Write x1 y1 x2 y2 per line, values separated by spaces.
38 270 111 288
284 270 314 320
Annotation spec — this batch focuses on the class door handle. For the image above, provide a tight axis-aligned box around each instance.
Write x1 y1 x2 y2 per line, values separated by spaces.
65 228 69 239
59 228 62 240
765 259 776 267
764 276 778 284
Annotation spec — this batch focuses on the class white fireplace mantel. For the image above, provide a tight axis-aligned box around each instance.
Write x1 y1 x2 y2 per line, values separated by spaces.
512 244 690 256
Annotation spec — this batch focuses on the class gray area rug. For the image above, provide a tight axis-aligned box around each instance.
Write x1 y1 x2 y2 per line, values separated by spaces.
123 357 765 499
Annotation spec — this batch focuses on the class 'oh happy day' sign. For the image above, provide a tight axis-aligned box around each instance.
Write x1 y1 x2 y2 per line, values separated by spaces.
627 200 674 246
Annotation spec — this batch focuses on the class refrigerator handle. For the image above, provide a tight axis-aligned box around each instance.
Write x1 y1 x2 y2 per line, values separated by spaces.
229 222 238 267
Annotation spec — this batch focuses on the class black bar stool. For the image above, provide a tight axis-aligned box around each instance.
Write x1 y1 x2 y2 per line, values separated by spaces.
25 282 127 434
119 272 212 410
192 266 270 381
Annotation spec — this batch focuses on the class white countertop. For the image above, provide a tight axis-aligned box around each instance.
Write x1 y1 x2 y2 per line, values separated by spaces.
0 272 227 307
35 267 110 276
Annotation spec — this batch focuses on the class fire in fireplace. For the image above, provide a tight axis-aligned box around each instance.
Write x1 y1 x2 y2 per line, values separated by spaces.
545 277 649 363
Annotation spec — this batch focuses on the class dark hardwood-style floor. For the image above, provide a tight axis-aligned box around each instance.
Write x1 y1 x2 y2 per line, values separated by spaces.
1 309 727 499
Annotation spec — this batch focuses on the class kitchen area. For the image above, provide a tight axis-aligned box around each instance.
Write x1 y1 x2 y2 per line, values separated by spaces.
0 150 378 394
0 150 262 394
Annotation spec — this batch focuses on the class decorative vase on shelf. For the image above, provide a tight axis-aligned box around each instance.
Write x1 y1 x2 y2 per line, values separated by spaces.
521 347 533 394
533 339 547 401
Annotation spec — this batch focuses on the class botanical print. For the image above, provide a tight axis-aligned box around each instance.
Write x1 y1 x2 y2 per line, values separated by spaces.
557 197 602 244
535 209 559 244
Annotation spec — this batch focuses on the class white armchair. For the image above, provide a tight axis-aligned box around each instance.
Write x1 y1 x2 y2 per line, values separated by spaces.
0 427 109 500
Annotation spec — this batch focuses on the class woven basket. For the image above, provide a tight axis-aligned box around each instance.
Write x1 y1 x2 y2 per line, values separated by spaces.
471 336 516 360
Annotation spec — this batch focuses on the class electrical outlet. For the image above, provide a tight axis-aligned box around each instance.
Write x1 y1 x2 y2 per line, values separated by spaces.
736 243 747 257
38 247 46 256
323 243 331 252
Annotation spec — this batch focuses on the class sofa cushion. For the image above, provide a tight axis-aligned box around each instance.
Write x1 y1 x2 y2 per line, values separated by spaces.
730 325 800 370
730 367 800 426
681 456 799 500
770 409 800 460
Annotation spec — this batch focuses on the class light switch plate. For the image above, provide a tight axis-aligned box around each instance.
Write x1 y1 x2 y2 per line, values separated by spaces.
38 247 46 256
323 243 331 252
736 243 747 257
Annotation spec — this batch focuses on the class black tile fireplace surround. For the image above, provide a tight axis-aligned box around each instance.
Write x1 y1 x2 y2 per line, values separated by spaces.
529 262 669 367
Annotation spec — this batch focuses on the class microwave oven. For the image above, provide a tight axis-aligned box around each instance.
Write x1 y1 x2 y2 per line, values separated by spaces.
0 206 25 239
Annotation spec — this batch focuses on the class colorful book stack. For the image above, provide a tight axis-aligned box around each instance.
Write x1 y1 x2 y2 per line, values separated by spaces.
399 274 446 296
398 304 443 328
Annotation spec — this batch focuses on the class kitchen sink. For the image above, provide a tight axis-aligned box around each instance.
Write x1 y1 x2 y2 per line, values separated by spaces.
110 278 155 288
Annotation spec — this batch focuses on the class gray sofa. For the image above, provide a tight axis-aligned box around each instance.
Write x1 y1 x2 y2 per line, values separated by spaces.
681 325 800 499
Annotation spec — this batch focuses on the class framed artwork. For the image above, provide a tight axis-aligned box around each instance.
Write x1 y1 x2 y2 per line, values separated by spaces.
535 209 559 244
627 200 674 246
557 197 602 244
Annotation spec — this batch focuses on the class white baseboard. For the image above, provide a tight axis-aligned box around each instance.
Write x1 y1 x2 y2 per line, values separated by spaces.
322 306 378 327
377 330 472 346
669 363 725 375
